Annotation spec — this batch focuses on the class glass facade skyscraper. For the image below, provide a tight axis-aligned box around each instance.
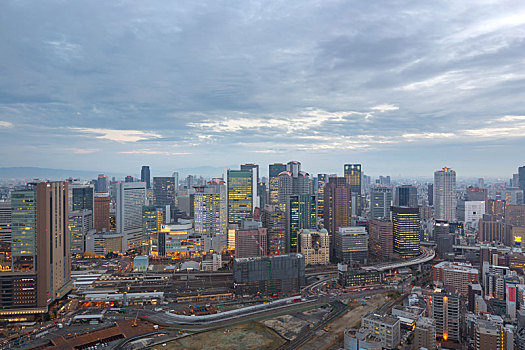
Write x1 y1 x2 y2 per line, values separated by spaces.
227 169 254 226
392 206 420 258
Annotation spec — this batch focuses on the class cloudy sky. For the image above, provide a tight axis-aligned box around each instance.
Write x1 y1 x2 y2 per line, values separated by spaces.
1 0 525 178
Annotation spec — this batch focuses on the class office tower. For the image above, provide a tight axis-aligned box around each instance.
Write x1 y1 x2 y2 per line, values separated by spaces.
116 182 146 251
125 176 134 183
316 174 328 222
269 163 286 205
287 194 317 252
69 183 94 212
93 193 111 232
0 201 11 243
432 291 460 342
520 166 525 191
433 261 479 296
95 174 109 192
278 161 311 207
235 227 267 258
370 186 393 219
68 209 93 255
505 204 525 246
142 205 168 255
171 172 179 192
0 182 72 320
428 183 434 206
141 166 151 189
466 186 488 202
487 199 506 216
261 205 286 255
153 177 176 207
434 167 457 221
240 163 259 183
299 229 329 265
392 206 420 258
324 177 352 245
394 185 417 207
369 219 394 261
258 182 267 208
344 164 361 215
227 169 255 226
413 317 437 350
361 313 400 349
232 254 305 295
436 233 454 257
194 180 227 252
504 188 524 205
335 226 368 263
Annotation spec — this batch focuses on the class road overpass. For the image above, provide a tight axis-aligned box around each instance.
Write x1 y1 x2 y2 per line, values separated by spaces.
362 248 435 272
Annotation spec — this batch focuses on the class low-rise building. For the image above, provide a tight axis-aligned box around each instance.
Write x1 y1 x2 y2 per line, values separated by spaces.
338 264 382 287
361 313 400 349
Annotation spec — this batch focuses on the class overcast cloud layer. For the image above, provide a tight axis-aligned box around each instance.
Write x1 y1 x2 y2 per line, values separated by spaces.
1 0 525 178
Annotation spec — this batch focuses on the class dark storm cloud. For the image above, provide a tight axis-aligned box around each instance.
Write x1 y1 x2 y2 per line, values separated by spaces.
1 0 525 177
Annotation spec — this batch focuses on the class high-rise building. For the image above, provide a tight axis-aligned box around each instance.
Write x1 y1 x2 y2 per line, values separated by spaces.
194 179 227 252
235 227 267 258
433 261 479 296
370 186 393 219
116 182 146 251
232 254 305 295
299 229 329 265
172 172 179 192
0 182 72 320
95 174 109 192
269 163 286 205
434 167 457 221
227 169 255 226
287 194 317 252
69 183 94 212
277 161 311 207
335 226 368 263
0 201 11 243
240 163 259 184
316 174 328 222
68 209 93 255
369 219 394 261
392 206 420 258
413 317 437 350
141 166 151 189
262 205 286 255
428 183 434 206
93 192 111 232
142 205 168 255
394 185 417 207
324 177 352 248
505 204 525 245
344 164 362 215
153 177 176 207
474 319 505 350
466 186 488 202
432 291 461 342
519 166 525 192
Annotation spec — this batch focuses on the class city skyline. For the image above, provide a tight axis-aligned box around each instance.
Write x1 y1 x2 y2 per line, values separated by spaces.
1 1 525 177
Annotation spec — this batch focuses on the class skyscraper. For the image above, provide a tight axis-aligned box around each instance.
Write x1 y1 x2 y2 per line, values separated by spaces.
287 194 317 252
227 169 255 226
240 163 259 184
434 167 457 222
432 291 461 342
344 164 362 215
68 209 92 255
269 163 286 205
194 179 227 252
141 165 151 189
93 192 111 232
142 205 168 255
316 174 328 222
323 177 352 251
370 186 393 219
116 182 146 251
278 161 311 207
95 174 109 192
262 205 286 255
0 182 72 320
519 166 525 192
153 177 176 207
69 183 94 212
392 206 420 258
394 185 418 207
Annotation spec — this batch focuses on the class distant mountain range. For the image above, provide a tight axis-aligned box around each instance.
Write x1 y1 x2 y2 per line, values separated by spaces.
0 166 235 180
0 167 125 180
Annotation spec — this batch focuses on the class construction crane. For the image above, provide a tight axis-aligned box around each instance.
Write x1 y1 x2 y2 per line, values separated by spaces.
132 310 139 327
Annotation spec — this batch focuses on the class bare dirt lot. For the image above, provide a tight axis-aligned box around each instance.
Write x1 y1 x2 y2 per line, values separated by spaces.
299 293 389 350
164 322 285 350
